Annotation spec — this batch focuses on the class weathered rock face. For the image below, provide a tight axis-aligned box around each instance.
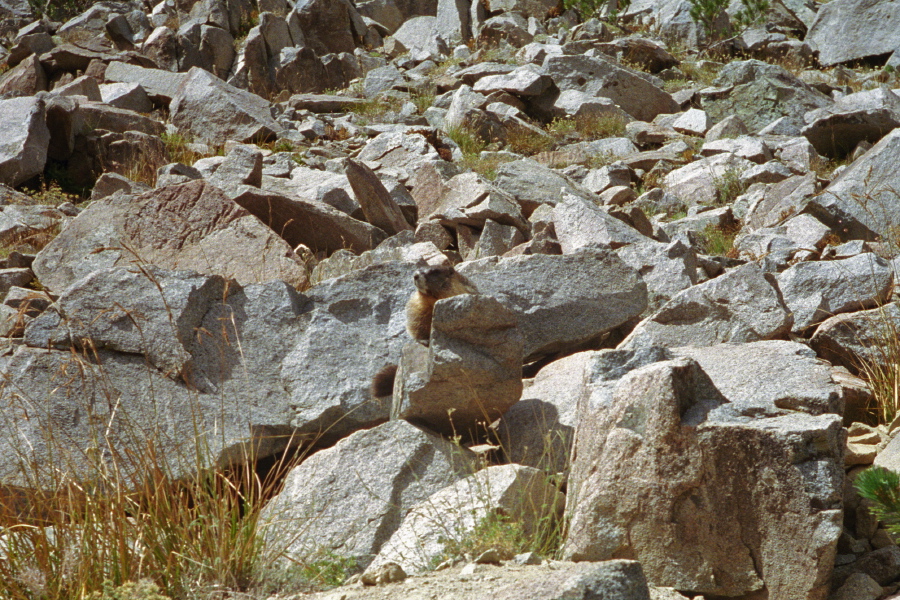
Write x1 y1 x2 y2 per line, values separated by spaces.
25 266 227 378
700 60 833 133
31 180 308 293
775 253 893 332
806 128 900 241
281 261 422 438
229 186 387 254
4 277 312 484
564 358 844 599
0 95 49 187
394 294 524 438
802 88 900 157
292 0 362 55
811 303 900 373
260 420 478 569
805 0 900 67
543 54 679 122
460 249 648 361
370 464 565 574
169 67 282 145
619 263 792 350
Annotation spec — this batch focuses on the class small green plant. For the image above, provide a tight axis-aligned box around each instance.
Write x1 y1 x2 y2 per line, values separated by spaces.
855 467 900 537
438 513 526 562
713 168 746 206
299 551 358 588
696 222 739 257
161 131 206 167
349 95 405 125
446 124 489 157
506 127 554 156
410 89 437 114
27 0 93 21
732 0 770 29
688 0 729 36
86 579 171 600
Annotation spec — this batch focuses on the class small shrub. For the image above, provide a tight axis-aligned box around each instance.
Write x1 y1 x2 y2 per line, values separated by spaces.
348 95 404 125
713 168 746 206
410 89 436 114
576 114 627 139
438 513 526 562
27 0 93 21
855 467 900 537
696 222 739 257
86 580 171 600
506 127 554 156
446 124 489 157
161 132 207 167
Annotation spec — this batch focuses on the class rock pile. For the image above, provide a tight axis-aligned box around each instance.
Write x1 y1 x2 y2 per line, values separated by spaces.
2 0 900 597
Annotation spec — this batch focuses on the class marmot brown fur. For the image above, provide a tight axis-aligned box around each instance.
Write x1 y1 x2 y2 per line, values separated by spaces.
371 265 477 399
406 264 478 344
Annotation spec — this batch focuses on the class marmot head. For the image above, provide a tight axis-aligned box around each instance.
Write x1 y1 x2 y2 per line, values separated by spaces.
413 265 457 299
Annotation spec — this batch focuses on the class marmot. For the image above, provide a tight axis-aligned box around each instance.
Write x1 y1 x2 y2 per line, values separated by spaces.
371 264 477 399
406 264 478 344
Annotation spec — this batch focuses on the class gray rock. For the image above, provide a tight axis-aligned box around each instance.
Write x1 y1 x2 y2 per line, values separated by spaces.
0 53 48 96
700 135 772 164
544 54 679 122
263 167 359 216
208 144 263 189
2 276 314 484
363 64 405 97
478 13 533 47
619 262 792 349
0 96 49 188
0 204 66 248
228 185 386 254
99 82 153 113
832 546 900 588
829 573 885 600
370 464 565 574
564 357 844 599
27 266 226 377
260 420 477 569
281 261 422 437
811 303 900 373
31 180 307 294
802 87 900 157
492 158 594 215
700 60 833 133
551 193 652 252
393 16 444 57
496 351 588 476
424 171 527 233
743 173 818 231
662 152 755 206
615 239 700 313
775 253 893 332
77 101 165 137
459 248 647 361
549 89 633 122
394 294 523 438
170 67 282 145
806 0 900 67
435 0 470 45
345 158 413 235
807 127 900 240
104 61 187 104
671 340 843 417
357 131 441 178
292 0 362 55
671 108 710 136
471 219 524 258
473 63 553 97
